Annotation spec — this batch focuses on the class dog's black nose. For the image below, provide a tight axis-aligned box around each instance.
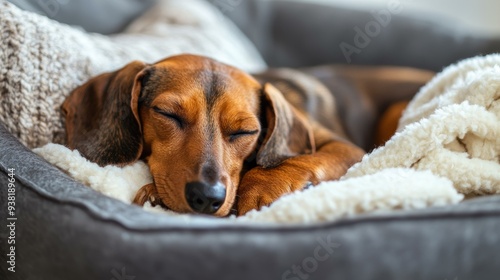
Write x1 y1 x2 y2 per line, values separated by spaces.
185 181 226 214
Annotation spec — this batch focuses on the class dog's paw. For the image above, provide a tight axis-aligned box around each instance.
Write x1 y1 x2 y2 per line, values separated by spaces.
236 166 313 216
132 183 161 206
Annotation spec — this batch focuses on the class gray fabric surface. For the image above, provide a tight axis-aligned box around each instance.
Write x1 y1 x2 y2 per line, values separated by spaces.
217 0 500 71
1 122 500 279
9 0 500 70
6 0 157 34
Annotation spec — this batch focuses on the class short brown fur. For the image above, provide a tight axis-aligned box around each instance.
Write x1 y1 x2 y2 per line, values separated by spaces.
63 54 429 216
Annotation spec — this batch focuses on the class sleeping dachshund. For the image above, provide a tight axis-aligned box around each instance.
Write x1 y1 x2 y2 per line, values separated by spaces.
62 54 433 216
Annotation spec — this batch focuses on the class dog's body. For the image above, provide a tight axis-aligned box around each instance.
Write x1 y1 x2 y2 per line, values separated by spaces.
256 65 435 150
62 54 433 216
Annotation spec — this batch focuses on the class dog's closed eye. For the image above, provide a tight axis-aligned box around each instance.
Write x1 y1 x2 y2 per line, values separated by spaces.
152 106 185 128
228 130 259 142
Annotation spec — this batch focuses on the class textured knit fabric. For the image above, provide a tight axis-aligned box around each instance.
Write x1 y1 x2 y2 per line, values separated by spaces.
0 0 266 148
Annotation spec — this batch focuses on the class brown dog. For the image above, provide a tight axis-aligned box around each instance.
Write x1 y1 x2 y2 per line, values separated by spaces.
62 54 433 216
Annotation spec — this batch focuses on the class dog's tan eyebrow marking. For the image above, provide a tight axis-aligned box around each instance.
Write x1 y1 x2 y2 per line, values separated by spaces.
223 115 260 131
151 98 184 113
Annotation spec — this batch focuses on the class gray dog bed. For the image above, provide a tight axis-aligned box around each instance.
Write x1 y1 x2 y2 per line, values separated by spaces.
2 0 500 279
1 122 500 279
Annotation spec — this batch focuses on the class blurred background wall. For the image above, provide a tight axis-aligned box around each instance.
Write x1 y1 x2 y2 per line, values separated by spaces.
297 0 500 36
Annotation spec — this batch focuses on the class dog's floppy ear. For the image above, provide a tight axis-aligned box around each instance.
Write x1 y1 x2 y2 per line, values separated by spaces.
61 61 149 166
256 83 316 168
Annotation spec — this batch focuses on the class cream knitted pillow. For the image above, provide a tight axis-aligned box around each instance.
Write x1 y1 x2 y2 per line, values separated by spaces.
0 0 266 148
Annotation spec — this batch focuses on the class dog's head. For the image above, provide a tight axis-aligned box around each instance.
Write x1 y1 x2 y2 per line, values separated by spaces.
62 54 313 216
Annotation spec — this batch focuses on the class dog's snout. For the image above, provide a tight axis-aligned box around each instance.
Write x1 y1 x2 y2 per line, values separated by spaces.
185 181 226 214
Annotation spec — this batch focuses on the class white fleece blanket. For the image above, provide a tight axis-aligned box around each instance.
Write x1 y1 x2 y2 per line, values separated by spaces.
33 54 500 224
